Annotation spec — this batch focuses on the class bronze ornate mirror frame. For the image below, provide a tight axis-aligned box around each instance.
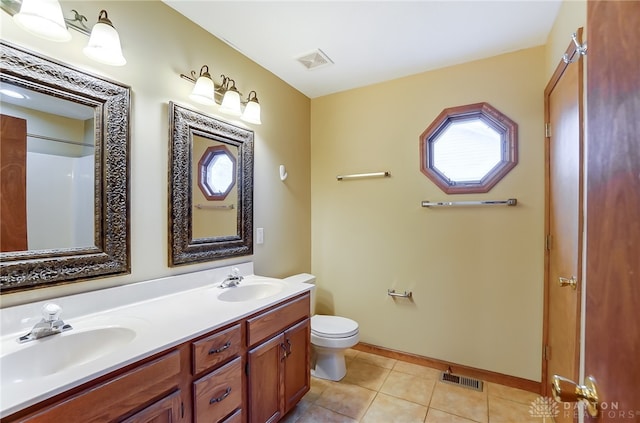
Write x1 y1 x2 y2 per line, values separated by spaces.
168 102 253 266
0 41 131 292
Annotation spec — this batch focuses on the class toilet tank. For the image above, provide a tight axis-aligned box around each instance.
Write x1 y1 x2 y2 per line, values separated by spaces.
283 273 316 315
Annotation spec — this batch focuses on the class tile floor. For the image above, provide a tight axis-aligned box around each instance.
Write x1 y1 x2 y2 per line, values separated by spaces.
281 349 542 423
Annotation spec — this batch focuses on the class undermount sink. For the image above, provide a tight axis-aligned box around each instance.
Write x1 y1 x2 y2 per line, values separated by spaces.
1 326 137 384
217 280 285 302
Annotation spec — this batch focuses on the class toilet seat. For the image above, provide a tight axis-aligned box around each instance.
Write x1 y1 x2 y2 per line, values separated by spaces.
311 315 359 339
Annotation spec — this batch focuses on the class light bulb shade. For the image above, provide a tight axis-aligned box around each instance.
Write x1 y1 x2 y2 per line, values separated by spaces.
189 75 216 105
83 11 126 66
220 89 242 116
13 0 72 42
241 99 262 125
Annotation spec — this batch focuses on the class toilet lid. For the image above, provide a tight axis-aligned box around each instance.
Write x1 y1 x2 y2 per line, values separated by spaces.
311 315 359 339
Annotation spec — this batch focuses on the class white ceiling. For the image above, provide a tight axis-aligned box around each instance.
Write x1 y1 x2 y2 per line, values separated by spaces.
164 1 562 99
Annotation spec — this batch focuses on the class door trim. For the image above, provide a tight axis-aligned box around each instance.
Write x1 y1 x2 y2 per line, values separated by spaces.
541 27 585 398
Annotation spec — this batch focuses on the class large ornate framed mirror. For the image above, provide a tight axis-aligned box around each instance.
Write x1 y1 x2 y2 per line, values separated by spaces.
0 41 131 292
168 102 253 266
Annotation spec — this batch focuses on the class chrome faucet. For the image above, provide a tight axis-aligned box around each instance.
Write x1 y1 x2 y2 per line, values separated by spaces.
219 267 244 288
17 303 72 343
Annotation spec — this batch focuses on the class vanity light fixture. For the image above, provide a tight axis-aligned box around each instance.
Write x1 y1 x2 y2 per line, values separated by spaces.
219 77 242 116
3 1 126 66
12 0 72 42
180 67 262 124
241 91 262 125
82 10 126 66
188 66 217 105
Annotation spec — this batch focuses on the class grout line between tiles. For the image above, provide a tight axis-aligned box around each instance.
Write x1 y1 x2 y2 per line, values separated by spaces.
428 405 484 423
360 391 379 422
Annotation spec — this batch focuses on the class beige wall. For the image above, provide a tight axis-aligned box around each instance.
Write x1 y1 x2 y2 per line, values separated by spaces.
1 0 583 383
0 1 311 306
311 46 547 381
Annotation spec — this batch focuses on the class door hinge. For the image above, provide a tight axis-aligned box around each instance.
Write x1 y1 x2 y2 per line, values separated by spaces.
546 234 552 251
544 345 551 360
545 122 551 138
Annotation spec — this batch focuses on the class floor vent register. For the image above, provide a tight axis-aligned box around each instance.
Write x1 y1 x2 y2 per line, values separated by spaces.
439 369 484 392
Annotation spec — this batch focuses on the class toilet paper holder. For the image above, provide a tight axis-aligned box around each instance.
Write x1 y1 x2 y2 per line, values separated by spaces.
387 289 412 298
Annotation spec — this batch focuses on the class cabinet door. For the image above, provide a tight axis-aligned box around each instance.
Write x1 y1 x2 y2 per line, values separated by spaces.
121 390 182 423
283 318 310 414
247 333 285 423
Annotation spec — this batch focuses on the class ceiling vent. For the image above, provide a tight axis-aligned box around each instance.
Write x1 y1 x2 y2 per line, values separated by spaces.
295 49 333 70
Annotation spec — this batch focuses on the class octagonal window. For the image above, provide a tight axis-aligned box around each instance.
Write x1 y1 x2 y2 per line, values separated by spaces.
197 144 237 201
420 102 518 194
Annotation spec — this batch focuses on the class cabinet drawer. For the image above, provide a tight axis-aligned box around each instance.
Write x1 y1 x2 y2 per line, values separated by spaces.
16 351 181 423
193 324 242 375
193 356 243 423
221 409 242 423
247 294 310 347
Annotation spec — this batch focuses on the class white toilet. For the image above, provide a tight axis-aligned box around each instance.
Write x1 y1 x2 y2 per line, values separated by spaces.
284 273 359 381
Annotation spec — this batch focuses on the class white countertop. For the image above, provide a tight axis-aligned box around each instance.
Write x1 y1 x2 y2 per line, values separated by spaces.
0 263 311 418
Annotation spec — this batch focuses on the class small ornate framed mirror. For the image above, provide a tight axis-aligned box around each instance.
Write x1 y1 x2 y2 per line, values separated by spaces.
168 102 253 266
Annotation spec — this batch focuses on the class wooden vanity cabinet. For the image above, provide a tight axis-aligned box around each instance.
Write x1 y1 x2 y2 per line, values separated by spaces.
246 295 311 423
2 293 311 423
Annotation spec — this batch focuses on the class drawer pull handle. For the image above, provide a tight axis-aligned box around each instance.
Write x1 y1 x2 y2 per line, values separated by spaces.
209 341 231 355
281 343 288 360
210 387 232 404
286 339 292 355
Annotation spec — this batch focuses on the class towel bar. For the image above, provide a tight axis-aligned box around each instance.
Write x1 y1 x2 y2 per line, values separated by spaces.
387 289 412 298
336 171 391 181
421 198 517 208
194 203 235 210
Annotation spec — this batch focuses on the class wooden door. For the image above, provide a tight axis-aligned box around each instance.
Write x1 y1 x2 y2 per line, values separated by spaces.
247 334 284 423
582 1 640 421
283 318 310 414
0 114 28 252
542 30 584 412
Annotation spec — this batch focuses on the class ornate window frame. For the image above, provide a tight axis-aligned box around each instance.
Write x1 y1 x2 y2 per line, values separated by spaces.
420 102 518 194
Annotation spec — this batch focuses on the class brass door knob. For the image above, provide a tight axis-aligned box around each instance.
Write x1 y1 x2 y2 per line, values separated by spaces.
552 375 599 417
558 276 577 289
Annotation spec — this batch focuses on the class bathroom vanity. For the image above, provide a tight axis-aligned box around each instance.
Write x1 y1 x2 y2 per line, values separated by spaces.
0 264 311 423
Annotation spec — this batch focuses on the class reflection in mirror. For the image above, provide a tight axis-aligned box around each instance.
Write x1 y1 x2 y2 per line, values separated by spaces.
169 102 253 266
1 82 96 251
0 41 130 293
420 102 518 194
193 136 238 239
